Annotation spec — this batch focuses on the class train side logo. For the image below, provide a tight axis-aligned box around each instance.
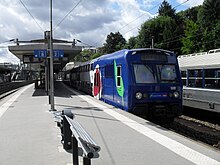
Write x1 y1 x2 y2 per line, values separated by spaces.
93 64 102 99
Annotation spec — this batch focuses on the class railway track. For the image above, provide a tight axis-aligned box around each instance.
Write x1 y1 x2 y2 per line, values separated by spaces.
0 81 33 99
162 108 220 150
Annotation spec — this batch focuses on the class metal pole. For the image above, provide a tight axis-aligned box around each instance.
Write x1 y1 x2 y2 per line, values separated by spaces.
151 36 154 48
45 59 49 95
50 0 55 111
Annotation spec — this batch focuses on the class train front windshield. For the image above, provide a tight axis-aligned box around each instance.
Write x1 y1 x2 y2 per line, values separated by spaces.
133 64 178 84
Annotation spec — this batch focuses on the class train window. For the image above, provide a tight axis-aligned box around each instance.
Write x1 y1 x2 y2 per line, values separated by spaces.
188 70 194 87
187 69 203 87
157 65 177 83
181 71 186 77
181 71 187 86
205 69 220 89
194 70 203 87
105 65 114 78
90 64 93 70
117 66 121 87
133 64 156 83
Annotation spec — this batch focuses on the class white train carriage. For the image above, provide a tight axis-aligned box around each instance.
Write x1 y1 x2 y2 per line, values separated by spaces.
177 50 220 113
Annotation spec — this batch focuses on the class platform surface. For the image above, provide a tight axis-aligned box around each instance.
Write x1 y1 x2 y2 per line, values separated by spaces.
0 81 219 165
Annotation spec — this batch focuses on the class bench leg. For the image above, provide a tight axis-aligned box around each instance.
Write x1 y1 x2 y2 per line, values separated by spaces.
83 157 91 165
72 136 79 165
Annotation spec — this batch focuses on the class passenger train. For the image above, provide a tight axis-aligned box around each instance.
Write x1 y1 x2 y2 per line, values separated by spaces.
64 48 183 121
177 49 220 113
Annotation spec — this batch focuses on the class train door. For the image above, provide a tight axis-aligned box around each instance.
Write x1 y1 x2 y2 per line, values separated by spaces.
103 64 114 101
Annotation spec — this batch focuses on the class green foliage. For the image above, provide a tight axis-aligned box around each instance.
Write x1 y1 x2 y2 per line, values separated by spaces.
181 20 201 54
126 36 138 49
134 1 219 55
213 22 220 48
103 32 126 53
137 16 180 52
184 6 202 22
91 52 103 59
158 0 176 18
203 0 220 25
74 49 97 62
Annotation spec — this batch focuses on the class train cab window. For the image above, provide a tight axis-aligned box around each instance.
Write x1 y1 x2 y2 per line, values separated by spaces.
133 64 156 83
116 66 121 86
157 65 177 83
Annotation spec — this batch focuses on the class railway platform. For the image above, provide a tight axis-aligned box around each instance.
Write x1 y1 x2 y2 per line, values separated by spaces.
0 81 220 165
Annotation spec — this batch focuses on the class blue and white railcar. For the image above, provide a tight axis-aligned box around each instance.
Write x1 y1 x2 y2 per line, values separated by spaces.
178 50 220 113
70 48 182 119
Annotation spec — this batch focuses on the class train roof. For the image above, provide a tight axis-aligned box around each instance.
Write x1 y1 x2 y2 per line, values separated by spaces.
72 48 176 68
94 48 175 61
62 62 81 71
130 48 174 55
178 52 220 70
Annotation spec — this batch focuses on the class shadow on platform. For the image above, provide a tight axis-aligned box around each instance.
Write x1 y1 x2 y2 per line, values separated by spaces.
32 81 78 98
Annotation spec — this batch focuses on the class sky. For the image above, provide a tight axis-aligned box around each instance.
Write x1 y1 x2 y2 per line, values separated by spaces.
0 0 204 64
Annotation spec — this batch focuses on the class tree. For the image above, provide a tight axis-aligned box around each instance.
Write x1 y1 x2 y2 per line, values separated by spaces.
91 52 103 59
158 0 176 18
137 19 155 48
73 49 95 62
137 16 179 52
126 36 138 49
181 20 201 54
202 22 220 51
203 0 220 25
213 22 220 48
184 6 202 22
103 32 126 53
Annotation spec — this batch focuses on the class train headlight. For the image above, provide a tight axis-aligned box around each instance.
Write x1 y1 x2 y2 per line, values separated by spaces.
173 91 179 98
135 92 143 99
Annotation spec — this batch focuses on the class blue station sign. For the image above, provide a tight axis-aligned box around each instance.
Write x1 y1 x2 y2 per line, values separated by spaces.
34 49 47 58
53 50 64 58
34 49 64 58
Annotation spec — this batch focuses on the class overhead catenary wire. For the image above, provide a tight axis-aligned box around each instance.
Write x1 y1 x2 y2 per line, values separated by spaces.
93 1 163 47
53 0 82 31
118 2 162 32
169 38 220 53
0 39 15 45
122 0 190 36
157 26 220 47
94 0 189 47
18 0 44 32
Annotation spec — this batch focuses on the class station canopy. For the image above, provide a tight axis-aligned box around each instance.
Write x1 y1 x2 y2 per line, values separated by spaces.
8 37 82 73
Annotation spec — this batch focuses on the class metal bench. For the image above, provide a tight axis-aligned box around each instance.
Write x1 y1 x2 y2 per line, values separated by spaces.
55 109 101 165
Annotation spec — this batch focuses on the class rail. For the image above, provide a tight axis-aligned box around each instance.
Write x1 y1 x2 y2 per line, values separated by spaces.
0 81 33 96
55 109 101 165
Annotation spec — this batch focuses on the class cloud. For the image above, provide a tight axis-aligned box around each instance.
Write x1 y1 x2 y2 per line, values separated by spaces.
0 0 198 63
176 0 204 7
0 48 19 64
